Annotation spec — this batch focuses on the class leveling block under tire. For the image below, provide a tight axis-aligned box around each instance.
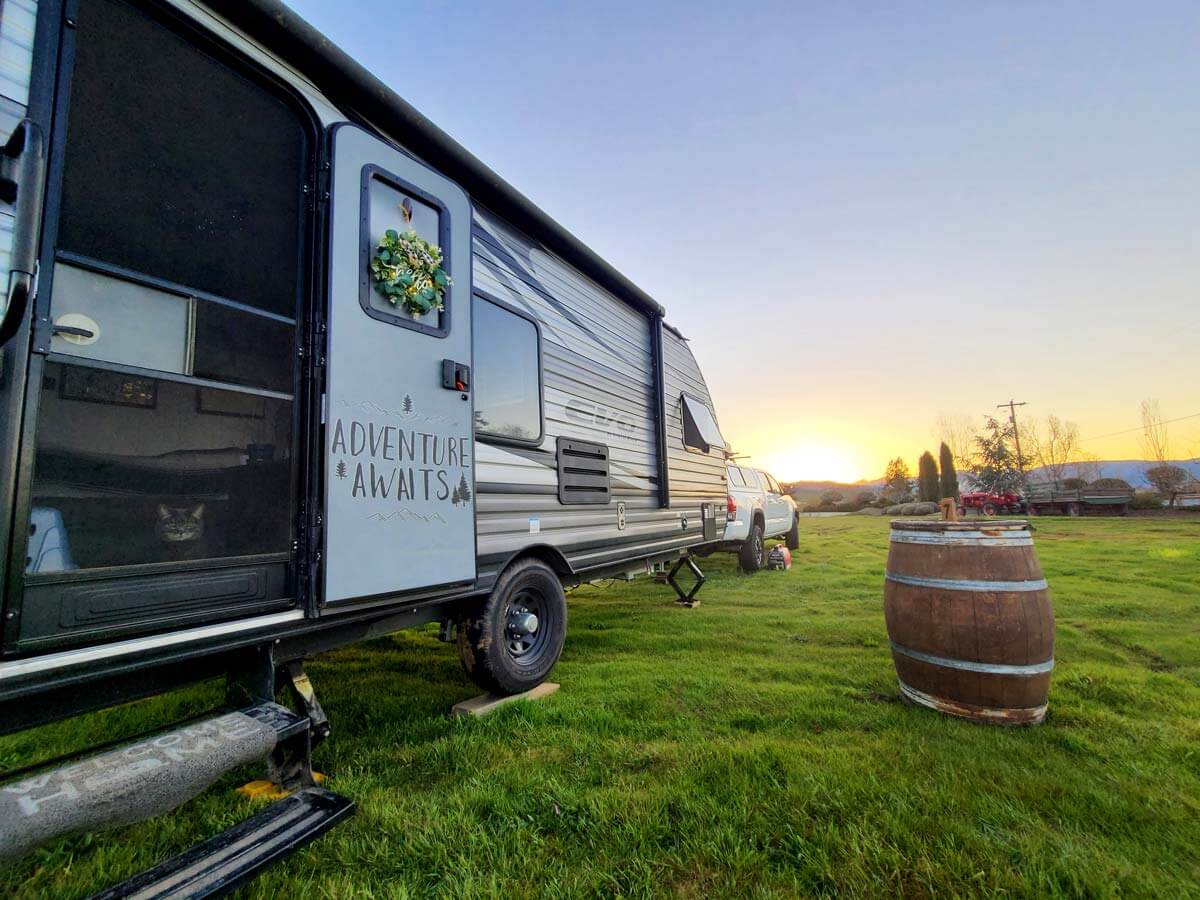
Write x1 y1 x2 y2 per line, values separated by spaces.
0 679 354 896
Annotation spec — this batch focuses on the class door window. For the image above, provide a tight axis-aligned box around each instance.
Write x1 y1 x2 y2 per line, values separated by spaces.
360 168 452 336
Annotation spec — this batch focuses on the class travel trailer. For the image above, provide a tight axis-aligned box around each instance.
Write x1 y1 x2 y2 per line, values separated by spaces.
0 0 729 888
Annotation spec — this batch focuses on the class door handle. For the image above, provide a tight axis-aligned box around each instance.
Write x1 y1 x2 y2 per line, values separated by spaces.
0 120 47 346
51 324 96 340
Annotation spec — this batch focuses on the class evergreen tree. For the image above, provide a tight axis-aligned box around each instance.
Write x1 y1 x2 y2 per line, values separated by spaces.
967 417 1023 494
457 472 471 503
918 451 940 501
402 394 413 414
883 457 913 502
334 460 347 479
451 486 461 505
938 442 959 500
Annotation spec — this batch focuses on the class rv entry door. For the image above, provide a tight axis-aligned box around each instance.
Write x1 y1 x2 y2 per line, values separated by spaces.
323 125 475 603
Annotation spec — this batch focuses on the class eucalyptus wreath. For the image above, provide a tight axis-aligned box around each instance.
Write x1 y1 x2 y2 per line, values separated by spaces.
369 228 451 317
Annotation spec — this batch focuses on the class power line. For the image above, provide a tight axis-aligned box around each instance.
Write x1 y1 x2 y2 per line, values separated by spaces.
1078 412 1200 445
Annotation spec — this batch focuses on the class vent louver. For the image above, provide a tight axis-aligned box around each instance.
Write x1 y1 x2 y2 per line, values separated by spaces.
557 437 611 505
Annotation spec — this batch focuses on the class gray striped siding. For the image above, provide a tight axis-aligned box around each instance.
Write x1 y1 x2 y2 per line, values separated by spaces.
662 330 727 504
472 207 724 575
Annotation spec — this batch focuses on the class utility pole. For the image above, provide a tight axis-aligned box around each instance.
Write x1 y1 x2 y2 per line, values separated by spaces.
998 399 1027 473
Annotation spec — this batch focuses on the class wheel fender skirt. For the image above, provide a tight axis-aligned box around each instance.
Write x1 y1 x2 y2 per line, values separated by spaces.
0 703 306 863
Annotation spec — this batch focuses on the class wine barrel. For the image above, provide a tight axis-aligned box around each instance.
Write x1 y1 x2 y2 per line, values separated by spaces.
883 520 1054 725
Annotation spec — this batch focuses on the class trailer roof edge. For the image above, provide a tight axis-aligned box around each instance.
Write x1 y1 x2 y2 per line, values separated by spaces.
200 0 667 320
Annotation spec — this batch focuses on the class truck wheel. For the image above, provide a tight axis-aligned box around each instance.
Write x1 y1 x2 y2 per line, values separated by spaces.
739 523 765 573
457 558 567 696
785 515 800 551
982 502 997 516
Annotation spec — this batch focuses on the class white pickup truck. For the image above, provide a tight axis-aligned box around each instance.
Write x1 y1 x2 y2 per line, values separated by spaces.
720 464 799 572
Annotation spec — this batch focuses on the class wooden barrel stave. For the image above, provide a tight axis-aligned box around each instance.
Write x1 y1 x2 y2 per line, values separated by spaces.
883 520 1054 725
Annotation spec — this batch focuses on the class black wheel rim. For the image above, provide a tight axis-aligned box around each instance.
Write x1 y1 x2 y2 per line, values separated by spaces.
504 587 552 668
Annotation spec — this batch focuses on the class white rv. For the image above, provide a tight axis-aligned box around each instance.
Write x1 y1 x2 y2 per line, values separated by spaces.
0 0 730 886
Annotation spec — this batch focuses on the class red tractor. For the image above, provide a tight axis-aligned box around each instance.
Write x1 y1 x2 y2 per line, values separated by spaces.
958 490 1026 517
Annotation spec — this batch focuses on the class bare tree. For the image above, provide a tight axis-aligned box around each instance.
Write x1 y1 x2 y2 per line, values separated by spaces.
1069 453 1103 484
934 413 976 468
1025 415 1081 486
1140 399 1170 464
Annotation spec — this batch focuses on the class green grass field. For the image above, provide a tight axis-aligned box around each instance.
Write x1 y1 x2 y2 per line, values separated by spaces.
3 516 1199 898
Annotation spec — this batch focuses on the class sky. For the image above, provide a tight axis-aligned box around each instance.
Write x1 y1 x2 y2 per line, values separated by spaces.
286 0 1200 482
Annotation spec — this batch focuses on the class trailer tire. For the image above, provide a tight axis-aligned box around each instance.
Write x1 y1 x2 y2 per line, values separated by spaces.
457 558 567 696
785 515 800 551
739 523 765 573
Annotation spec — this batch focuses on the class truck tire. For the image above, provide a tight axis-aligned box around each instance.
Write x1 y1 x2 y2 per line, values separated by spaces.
457 558 567 695
739 523 765 573
982 502 997 516
785 515 800 551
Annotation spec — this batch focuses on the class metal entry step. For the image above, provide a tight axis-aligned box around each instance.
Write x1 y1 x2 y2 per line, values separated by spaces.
91 787 354 900
0 702 310 863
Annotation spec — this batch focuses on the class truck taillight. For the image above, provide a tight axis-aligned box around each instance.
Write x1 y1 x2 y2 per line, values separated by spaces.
726 495 737 519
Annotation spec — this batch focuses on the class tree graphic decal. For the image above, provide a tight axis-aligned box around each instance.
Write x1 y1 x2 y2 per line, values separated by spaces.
334 460 348 479
457 472 471 504
402 394 413 415
451 486 461 506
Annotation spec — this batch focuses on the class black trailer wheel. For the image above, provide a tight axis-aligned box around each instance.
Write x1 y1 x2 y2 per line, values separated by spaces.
739 523 765 573
785 515 800 551
457 558 567 696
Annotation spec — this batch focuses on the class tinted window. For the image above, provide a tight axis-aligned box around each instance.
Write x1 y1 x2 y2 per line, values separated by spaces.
473 297 541 442
727 465 745 487
59 0 307 317
28 363 292 572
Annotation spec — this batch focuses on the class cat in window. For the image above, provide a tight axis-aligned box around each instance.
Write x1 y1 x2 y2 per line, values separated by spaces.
155 503 209 561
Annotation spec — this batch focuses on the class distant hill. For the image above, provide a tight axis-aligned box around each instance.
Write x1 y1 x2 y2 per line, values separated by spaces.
782 479 883 503
1026 459 1200 487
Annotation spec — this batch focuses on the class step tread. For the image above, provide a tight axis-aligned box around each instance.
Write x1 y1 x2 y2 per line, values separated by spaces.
91 787 355 899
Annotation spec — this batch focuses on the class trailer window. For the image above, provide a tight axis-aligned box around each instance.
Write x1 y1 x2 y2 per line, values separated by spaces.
681 394 724 453
473 295 542 444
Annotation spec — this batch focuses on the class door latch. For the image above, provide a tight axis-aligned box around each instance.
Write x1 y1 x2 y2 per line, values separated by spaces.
441 359 470 393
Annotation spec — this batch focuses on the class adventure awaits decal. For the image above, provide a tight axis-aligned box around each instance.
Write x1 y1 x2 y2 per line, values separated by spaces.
330 396 471 523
